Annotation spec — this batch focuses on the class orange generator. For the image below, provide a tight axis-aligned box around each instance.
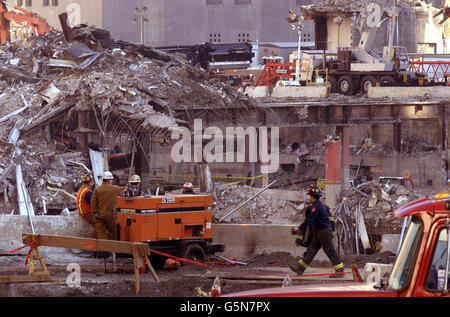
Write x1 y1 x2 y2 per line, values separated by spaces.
116 194 224 268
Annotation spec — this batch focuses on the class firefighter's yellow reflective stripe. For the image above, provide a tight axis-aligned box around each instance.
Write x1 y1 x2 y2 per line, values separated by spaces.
77 187 88 215
403 75 408 83
296 235 303 240
328 216 335 221
298 259 309 269
333 262 344 269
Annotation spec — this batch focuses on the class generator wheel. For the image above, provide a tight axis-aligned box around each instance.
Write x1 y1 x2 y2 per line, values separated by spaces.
182 243 206 265
338 76 355 95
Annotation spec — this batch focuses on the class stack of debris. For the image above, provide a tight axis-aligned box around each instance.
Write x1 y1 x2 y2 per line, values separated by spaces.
0 25 256 215
212 180 418 233
351 136 437 156
305 0 435 13
330 180 420 255
212 184 306 224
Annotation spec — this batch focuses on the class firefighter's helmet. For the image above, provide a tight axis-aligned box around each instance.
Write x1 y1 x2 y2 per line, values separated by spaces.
129 175 141 184
183 182 193 190
82 175 93 183
307 184 322 197
103 171 114 180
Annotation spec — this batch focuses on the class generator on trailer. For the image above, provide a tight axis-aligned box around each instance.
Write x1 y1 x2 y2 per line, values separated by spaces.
116 194 224 268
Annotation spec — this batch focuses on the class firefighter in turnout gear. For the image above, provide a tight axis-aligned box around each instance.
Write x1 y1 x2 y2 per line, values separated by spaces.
290 185 344 278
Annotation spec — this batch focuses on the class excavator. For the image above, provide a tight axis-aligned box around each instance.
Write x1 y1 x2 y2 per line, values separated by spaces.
0 1 50 44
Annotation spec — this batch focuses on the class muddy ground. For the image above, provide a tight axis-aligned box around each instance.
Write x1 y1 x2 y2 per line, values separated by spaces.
0 250 395 297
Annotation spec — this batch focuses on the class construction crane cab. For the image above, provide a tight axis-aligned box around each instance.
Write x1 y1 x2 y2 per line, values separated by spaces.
0 1 50 45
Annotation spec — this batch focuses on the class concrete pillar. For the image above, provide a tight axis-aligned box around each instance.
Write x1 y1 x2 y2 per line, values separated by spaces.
337 126 350 189
325 139 341 209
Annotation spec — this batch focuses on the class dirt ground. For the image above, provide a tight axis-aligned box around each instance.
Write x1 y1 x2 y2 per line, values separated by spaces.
0 250 395 297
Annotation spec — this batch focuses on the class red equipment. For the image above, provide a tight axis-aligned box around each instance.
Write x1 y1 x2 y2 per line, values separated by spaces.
0 1 50 44
254 60 296 86
408 60 450 85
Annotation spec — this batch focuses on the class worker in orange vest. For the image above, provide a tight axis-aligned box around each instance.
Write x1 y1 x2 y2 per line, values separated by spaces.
76 175 97 238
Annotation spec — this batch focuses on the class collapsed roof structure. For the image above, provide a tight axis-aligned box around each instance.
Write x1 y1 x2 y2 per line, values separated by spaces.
0 25 258 215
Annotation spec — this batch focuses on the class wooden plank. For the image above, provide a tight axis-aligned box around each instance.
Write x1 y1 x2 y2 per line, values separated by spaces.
183 272 353 282
0 274 50 283
145 256 160 283
132 244 140 295
22 233 149 256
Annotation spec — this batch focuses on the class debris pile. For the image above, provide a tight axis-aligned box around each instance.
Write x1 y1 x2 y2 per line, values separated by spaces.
0 25 256 215
345 180 418 230
304 0 436 13
212 184 305 224
212 180 419 235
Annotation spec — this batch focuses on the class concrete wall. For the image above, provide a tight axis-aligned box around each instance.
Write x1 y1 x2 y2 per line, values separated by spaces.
25 0 316 47
0 215 326 261
213 224 331 261
17 0 102 29
326 15 353 51
0 215 402 264
320 6 447 54
0 215 91 255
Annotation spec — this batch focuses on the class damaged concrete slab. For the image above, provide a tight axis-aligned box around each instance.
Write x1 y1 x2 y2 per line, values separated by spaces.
368 86 450 98
271 86 330 98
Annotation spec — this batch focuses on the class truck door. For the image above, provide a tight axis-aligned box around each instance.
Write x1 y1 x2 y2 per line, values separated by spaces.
422 225 450 296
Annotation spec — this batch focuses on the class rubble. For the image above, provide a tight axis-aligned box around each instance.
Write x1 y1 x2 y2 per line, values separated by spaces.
212 184 305 224
340 179 419 243
0 25 256 215
211 179 419 234
303 0 436 13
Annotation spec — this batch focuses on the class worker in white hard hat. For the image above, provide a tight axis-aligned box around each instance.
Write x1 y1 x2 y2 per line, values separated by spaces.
90 171 125 242
122 174 145 197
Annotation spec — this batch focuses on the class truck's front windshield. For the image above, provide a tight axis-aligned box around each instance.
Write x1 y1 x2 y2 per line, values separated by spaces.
387 216 423 292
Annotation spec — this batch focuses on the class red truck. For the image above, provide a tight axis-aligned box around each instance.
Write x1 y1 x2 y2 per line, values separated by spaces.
222 189 450 297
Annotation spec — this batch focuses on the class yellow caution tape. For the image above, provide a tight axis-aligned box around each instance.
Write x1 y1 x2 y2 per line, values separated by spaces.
222 174 268 186
141 173 268 180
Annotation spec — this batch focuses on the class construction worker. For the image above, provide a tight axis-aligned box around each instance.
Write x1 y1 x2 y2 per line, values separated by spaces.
76 175 96 239
290 184 344 278
90 171 125 240
182 182 195 194
122 174 145 197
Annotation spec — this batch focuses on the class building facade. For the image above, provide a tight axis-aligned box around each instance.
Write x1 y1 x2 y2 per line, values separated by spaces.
16 0 317 47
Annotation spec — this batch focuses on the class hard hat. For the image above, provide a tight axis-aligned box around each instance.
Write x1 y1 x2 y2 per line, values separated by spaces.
82 175 93 183
183 182 193 190
307 184 322 196
129 174 141 184
103 171 114 180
